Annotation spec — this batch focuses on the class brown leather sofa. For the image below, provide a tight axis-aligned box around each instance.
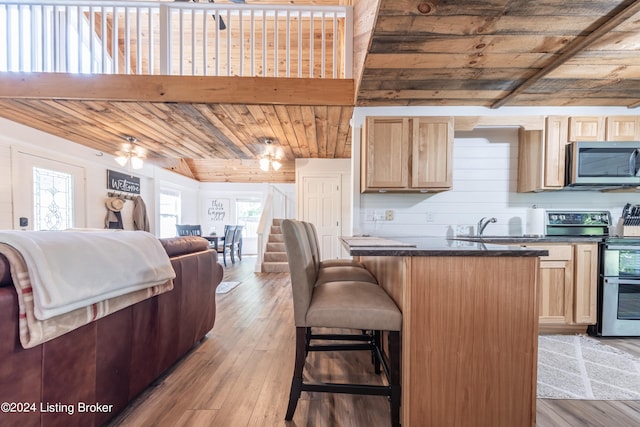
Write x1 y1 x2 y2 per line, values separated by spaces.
0 236 223 427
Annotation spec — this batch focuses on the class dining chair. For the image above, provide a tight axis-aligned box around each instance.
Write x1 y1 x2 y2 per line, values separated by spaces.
217 225 237 266
281 219 402 427
176 224 202 236
231 225 243 262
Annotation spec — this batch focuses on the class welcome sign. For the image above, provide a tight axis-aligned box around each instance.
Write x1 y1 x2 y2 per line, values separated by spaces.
107 170 140 194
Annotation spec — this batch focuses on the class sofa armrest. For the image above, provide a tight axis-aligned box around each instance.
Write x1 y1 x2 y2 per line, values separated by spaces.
159 236 210 257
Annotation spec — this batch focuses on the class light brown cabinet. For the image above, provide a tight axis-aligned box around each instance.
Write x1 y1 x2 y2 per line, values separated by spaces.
568 116 605 141
573 243 598 324
517 116 568 192
606 115 640 141
519 115 640 192
361 116 453 193
521 242 598 329
534 244 574 325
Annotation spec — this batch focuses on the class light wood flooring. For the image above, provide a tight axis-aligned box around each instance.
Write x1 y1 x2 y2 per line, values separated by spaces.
108 257 640 427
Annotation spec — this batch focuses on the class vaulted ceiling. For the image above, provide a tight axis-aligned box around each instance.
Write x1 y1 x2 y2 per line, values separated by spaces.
1 0 639 182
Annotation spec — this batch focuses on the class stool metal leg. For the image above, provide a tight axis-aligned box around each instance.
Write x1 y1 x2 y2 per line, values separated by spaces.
285 327 307 420
388 330 401 427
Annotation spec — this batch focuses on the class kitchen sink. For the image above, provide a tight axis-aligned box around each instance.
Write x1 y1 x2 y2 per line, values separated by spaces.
454 235 543 242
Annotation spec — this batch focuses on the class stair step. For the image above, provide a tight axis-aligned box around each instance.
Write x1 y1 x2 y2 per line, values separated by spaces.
272 218 284 226
270 225 282 234
266 242 285 252
264 252 288 262
262 262 290 273
268 234 284 243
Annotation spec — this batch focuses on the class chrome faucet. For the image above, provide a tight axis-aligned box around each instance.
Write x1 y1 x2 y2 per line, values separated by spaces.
477 217 497 236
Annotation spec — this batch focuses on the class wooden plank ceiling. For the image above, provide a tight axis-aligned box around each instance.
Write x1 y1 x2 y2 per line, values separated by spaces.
2 0 640 182
359 0 640 107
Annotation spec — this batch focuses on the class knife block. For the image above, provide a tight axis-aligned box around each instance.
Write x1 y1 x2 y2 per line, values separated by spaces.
623 225 640 237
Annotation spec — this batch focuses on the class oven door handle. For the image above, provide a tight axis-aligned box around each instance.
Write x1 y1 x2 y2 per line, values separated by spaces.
604 244 640 251
603 277 640 285
632 148 640 177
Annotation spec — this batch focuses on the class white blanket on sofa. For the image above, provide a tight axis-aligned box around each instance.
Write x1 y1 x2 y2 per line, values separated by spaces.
0 230 176 320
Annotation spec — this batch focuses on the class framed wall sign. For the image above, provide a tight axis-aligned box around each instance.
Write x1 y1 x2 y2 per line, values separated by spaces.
207 198 229 222
107 169 140 194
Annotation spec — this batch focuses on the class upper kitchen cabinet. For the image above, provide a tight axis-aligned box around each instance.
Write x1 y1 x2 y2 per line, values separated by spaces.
361 116 453 193
518 116 568 192
568 116 605 142
606 116 640 141
361 117 409 190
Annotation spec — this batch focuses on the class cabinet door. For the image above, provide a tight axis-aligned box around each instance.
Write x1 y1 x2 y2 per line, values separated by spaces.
362 117 409 191
573 243 598 324
543 116 568 188
606 116 640 141
517 129 544 192
568 116 605 141
410 117 453 189
538 259 574 324
523 244 574 325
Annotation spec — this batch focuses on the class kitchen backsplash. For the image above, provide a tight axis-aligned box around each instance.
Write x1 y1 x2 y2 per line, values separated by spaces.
357 127 635 237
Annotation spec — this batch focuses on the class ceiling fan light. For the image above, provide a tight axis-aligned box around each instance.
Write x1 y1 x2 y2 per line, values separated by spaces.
131 156 144 170
259 158 270 171
115 156 128 167
271 160 282 171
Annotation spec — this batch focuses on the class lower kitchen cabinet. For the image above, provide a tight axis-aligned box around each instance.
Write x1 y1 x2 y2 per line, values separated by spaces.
521 242 598 330
573 243 598 324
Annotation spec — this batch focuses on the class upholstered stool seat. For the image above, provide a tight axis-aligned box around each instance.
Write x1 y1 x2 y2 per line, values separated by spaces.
307 280 401 331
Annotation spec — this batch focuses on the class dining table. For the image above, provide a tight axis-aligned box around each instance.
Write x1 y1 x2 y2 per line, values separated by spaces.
203 234 223 249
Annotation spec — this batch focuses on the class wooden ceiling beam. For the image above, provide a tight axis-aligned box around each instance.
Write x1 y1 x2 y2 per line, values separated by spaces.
492 0 640 109
0 73 355 106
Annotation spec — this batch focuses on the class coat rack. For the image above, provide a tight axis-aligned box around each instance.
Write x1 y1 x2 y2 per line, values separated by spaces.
108 191 136 201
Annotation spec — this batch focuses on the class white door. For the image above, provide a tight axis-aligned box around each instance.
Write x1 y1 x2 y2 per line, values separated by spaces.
301 175 340 260
13 150 86 230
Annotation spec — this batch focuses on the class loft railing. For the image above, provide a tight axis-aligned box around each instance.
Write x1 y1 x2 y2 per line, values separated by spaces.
0 0 352 78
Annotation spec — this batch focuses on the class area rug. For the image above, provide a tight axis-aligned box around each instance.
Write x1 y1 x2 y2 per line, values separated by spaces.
216 281 241 294
537 334 640 400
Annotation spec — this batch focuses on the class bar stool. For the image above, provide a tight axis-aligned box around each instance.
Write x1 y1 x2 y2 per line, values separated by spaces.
281 219 402 427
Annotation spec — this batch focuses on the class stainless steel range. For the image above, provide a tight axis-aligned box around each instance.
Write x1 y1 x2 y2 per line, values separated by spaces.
590 204 640 337
594 238 640 336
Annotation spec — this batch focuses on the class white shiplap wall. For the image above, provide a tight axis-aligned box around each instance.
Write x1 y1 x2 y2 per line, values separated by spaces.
356 127 638 237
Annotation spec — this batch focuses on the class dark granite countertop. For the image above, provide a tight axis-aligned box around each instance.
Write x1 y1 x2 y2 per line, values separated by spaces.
453 235 605 244
340 236 549 257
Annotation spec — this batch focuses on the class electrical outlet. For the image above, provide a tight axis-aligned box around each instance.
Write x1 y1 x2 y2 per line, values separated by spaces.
374 210 386 221
385 210 394 221
425 212 434 223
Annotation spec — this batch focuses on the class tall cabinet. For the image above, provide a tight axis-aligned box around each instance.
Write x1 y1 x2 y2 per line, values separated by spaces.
361 116 453 193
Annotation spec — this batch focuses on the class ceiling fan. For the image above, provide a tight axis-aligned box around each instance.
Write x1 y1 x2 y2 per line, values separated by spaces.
178 0 246 30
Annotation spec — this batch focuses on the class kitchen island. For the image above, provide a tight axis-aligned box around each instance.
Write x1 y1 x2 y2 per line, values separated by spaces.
341 237 548 427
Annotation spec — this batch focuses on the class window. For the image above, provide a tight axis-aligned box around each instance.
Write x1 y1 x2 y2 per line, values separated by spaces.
235 199 262 237
33 167 74 231
159 189 181 238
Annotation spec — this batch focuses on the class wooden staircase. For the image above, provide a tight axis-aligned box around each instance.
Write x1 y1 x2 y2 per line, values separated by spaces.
262 219 289 273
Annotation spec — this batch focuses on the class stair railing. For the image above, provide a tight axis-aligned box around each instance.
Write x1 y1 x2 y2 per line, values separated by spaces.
255 184 292 272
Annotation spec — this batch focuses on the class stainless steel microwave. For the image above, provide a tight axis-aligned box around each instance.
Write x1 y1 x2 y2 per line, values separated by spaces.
566 141 640 187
